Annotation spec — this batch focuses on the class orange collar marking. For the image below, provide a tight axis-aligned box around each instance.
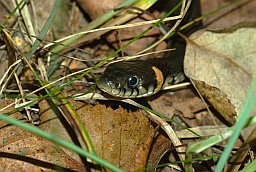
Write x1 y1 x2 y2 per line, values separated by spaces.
152 66 164 93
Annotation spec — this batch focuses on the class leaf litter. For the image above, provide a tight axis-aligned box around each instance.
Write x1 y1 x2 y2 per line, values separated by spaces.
0 0 256 171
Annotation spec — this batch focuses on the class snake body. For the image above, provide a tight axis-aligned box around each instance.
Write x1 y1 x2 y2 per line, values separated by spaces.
96 58 185 98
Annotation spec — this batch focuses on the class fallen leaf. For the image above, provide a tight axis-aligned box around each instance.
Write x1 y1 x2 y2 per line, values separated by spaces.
39 99 155 171
76 102 155 171
184 22 256 124
201 0 256 29
0 100 85 172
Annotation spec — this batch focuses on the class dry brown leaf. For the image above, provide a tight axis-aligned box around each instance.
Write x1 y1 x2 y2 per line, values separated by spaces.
201 0 256 29
184 22 256 124
76 101 155 171
0 132 84 172
39 99 155 171
0 100 85 172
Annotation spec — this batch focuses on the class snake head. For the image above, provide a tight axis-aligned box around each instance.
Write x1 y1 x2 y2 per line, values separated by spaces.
96 60 163 98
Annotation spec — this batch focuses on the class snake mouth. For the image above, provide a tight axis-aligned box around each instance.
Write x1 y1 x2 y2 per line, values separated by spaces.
96 79 113 94
97 77 158 98
96 78 125 97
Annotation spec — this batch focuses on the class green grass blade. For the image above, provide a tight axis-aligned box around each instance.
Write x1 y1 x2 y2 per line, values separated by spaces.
240 157 256 172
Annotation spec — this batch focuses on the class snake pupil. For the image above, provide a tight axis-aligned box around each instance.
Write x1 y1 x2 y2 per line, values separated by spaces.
127 76 139 89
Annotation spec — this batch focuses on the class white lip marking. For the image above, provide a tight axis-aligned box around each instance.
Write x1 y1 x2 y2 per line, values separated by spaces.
147 85 154 95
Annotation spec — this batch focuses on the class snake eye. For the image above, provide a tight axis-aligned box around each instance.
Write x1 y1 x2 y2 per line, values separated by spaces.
127 75 139 89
